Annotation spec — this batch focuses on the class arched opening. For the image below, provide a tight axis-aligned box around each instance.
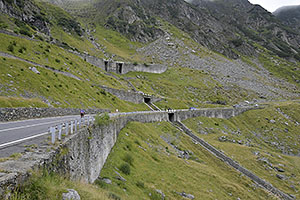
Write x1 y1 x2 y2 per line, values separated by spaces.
168 113 175 122
144 97 151 104
116 63 123 74
104 61 109 72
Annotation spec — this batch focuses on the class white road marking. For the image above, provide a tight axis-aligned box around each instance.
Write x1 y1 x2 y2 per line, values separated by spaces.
0 115 79 125
0 119 73 133
0 131 49 148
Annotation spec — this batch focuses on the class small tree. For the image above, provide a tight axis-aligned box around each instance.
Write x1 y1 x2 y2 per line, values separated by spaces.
120 163 130 175
94 112 110 126
7 44 14 52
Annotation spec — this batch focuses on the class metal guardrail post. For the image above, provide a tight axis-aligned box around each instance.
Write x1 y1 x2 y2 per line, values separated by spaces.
58 124 62 141
50 127 55 144
74 119 77 132
79 118 81 128
87 116 90 126
70 121 74 134
65 122 69 136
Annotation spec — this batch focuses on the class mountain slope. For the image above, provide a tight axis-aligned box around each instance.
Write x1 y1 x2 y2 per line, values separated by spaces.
188 0 300 60
274 5 300 30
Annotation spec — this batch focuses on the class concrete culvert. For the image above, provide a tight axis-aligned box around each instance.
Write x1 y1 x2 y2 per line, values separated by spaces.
144 97 151 104
168 113 175 122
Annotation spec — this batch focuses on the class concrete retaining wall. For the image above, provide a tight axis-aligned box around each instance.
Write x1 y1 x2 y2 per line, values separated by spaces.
70 52 167 75
122 63 167 74
99 86 144 104
46 111 169 183
99 86 162 104
173 107 255 121
0 108 110 122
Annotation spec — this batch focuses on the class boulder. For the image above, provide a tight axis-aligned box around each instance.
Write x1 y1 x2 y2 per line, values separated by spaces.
62 189 80 200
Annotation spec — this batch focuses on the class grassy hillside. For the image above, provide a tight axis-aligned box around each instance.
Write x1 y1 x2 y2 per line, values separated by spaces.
0 32 149 110
97 121 276 200
184 101 300 197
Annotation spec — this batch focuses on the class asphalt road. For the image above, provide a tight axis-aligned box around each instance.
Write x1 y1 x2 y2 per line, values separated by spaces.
0 115 82 157
0 109 171 158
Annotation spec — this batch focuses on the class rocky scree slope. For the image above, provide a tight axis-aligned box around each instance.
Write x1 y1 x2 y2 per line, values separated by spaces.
60 0 300 61
188 0 300 60
0 0 50 35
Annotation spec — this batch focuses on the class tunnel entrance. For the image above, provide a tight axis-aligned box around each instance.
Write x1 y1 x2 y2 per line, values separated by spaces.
144 97 151 104
104 61 109 72
116 63 123 74
168 113 175 122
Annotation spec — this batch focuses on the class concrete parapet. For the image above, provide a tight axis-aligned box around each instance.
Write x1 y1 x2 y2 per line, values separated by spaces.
0 108 110 122
173 106 257 121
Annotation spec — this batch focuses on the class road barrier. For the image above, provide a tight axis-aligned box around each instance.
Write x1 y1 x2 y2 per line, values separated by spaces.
49 116 94 144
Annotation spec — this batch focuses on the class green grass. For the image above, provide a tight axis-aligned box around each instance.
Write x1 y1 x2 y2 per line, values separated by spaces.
253 43 300 85
98 121 277 200
123 67 258 109
92 25 143 62
183 101 300 197
10 170 109 200
0 56 147 111
0 96 48 108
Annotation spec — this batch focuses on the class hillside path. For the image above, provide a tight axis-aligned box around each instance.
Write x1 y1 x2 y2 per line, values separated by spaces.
0 51 81 80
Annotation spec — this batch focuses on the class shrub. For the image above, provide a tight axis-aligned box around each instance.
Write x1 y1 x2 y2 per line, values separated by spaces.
19 28 32 37
7 44 14 52
94 112 110 126
123 154 134 165
136 181 145 188
108 193 121 200
18 46 26 53
231 38 243 47
120 163 130 175
55 58 60 63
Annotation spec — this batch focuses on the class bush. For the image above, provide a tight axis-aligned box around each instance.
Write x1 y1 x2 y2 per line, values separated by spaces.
120 163 130 175
230 38 243 47
94 112 110 126
19 28 32 37
123 154 134 165
7 44 14 52
136 181 145 188
55 58 60 63
108 193 121 200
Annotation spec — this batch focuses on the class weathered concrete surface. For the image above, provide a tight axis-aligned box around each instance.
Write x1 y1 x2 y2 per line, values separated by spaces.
0 107 110 122
99 85 162 104
99 86 144 104
48 111 169 183
71 52 167 74
173 106 258 121
0 106 256 198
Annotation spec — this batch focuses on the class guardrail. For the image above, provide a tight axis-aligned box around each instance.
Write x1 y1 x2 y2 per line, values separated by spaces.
49 115 94 144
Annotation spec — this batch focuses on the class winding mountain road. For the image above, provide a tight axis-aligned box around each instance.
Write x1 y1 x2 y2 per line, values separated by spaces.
0 115 80 157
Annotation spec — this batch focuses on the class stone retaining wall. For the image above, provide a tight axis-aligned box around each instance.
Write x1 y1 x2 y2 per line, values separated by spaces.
99 86 144 104
0 108 110 122
70 51 167 75
173 106 257 121
47 111 169 183
99 86 162 104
